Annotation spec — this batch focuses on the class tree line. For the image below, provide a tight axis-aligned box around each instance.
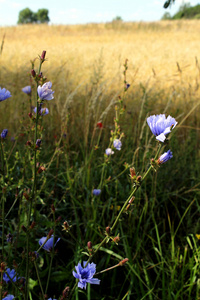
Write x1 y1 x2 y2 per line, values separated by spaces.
18 8 50 24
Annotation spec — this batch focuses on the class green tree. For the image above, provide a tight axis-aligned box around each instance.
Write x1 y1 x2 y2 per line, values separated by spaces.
17 8 37 24
161 12 172 20
36 9 50 23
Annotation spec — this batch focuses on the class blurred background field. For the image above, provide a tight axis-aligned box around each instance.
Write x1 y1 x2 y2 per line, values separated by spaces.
1 21 200 299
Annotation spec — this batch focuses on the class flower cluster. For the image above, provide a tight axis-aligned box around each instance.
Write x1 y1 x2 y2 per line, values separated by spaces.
147 114 177 165
73 261 100 289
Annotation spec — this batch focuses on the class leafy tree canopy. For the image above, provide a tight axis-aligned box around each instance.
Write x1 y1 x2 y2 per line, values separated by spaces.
162 2 200 20
18 8 50 24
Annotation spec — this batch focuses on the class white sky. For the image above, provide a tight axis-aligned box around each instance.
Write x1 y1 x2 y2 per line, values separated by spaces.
0 0 199 26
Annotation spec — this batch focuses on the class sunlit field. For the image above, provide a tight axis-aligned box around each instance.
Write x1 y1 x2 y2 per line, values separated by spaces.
0 21 200 300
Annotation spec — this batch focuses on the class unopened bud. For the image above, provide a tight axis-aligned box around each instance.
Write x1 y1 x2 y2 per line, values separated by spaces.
51 204 55 213
28 112 33 119
55 216 62 223
13 260 18 268
48 229 54 237
129 196 135 204
21 225 27 233
3 292 8 298
23 192 29 201
26 141 32 147
37 166 46 174
41 50 46 61
106 226 110 235
31 69 36 77
136 175 142 183
119 258 129 266
130 167 136 178
62 286 70 297
0 262 6 272
87 241 92 250
30 221 36 229
113 235 120 243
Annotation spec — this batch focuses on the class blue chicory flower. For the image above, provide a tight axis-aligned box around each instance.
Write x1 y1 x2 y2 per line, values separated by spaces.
3 295 14 300
158 150 173 164
37 81 54 101
105 148 114 156
48 298 57 300
22 86 31 95
6 233 13 243
36 139 42 147
92 189 101 196
113 139 122 150
1 129 8 139
0 87 11 102
33 107 49 116
38 235 60 252
147 114 177 142
3 268 18 283
73 261 100 290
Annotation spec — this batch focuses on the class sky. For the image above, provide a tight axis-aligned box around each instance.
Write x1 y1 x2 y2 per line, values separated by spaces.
0 0 200 27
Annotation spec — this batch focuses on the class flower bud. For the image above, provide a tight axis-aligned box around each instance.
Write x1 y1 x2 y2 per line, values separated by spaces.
26 141 32 147
41 50 46 61
113 235 120 243
37 166 46 174
48 229 54 237
55 216 62 223
31 69 36 77
130 168 136 179
21 225 27 233
50 204 55 214
119 258 129 266
87 241 92 250
23 192 29 201
30 221 36 229
106 226 110 235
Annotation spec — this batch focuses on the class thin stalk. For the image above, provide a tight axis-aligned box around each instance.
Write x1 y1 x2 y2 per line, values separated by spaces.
45 214 56 294
25 59 43 300
34 261 45 299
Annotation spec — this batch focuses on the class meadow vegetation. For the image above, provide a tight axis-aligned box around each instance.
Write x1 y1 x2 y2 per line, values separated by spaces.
0 21 200 299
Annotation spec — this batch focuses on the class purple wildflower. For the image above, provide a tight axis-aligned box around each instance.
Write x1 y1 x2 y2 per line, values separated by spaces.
0 87 11 102
22 86 31 95
33 107 49 116
158 150 173 164
73 261 100 290
105 148 114 156
37 82 54 101
3 268 18 283
147 114 177 142
113 139 122 150
3 295 14 300
6 233 13 243
1 129 8 139
38 236 60 252
36 139 42 147
92 189 101 196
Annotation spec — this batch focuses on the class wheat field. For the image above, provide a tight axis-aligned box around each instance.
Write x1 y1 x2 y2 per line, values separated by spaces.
0 20 200 131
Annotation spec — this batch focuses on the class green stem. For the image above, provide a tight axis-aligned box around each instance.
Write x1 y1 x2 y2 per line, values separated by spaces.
45 214 56 294
34 261 45 300
25 59 43 300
